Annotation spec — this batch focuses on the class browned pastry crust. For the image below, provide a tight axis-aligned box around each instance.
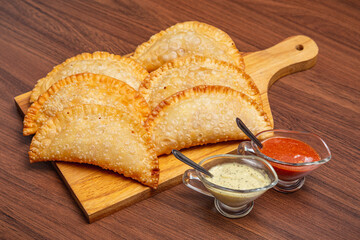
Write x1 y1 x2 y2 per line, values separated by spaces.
30 51 148 102
139 55 260 109
23 73 150 136
132 21 244 71
29 104 159 189
145 85 272 156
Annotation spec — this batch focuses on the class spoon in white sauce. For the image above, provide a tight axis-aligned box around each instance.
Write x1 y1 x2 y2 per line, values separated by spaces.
172 149 213 177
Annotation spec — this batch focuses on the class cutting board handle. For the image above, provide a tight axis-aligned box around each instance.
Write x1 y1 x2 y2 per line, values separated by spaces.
244 35 319 94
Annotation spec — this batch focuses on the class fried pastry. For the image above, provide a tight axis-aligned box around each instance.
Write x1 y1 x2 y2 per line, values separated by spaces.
132 21 244 72
145 85 272 156
23 73 150 136
139 55 260 109
30 51 148 102
29 104 159 188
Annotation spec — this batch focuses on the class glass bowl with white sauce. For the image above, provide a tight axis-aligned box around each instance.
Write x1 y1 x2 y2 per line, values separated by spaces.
183 154 278 218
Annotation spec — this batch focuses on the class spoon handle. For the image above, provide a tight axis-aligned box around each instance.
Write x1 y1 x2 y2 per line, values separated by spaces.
172 150 213 177
236 117 263 149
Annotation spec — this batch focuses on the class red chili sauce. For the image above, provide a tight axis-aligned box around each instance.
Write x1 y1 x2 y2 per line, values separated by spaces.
260 137 320 180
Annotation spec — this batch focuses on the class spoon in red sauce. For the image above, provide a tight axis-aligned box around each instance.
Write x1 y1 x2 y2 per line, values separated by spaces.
236 117 263 149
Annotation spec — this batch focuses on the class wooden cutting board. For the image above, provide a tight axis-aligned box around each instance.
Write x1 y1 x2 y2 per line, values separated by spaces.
15 35 318 223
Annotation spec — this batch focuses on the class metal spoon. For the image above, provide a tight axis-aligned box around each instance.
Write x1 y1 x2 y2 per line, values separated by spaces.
236 117 263 149
172 149 213 177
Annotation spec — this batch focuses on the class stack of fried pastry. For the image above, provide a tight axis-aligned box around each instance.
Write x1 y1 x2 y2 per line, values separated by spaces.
24 21 272 189
25 54 159 189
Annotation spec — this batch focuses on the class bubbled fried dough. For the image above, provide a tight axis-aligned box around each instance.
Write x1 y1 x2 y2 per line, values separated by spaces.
30 51 149 102
139 55 260 109
132 21 244 72
145 85 272 156
29 104 159 188
23 73 150 136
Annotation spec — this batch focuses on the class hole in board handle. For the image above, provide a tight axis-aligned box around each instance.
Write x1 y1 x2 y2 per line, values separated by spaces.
296 44 304 51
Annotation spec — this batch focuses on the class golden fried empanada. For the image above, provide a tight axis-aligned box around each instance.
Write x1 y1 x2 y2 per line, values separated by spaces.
23 73 150 136
132 21 244 72
145 85 272 156
29 104 159 188
30 51 148 102
139 55 260 109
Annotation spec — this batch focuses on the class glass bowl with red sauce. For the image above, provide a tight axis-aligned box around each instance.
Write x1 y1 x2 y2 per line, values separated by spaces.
238 129 331 193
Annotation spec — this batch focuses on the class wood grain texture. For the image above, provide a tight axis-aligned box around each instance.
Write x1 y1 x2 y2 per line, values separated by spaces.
1 0 359 239
13 35 318 222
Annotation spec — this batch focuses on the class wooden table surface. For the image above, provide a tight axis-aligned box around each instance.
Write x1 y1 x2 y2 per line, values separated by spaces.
1 0 359 239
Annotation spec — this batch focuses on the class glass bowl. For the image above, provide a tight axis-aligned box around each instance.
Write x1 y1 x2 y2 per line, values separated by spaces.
238 129 331 193
183 154 278 218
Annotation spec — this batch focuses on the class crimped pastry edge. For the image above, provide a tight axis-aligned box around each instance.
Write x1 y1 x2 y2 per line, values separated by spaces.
138 55 260 105
132 21 245 70
24 73 151 136
145 85 272 155
29 104 159 189
30 51 149 102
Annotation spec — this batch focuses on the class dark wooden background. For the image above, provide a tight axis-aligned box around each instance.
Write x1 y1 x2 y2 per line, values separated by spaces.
1 0 359 239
